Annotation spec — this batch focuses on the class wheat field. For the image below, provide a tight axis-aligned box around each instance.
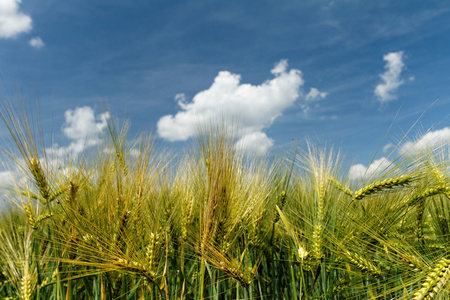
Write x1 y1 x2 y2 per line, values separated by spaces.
0 100 450 299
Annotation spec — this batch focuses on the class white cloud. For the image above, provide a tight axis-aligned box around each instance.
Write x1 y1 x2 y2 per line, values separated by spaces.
157 60 305 154
271 59 289 75
29 36 44 49
63 106 109 141
0 170 16 187
235 131 274 156
374 51 405 103
349 157 392 180
174 93 187 109
0 0 32 38
383 143 394 153
399 127 450 155
49 106 110 157
305 87 327 101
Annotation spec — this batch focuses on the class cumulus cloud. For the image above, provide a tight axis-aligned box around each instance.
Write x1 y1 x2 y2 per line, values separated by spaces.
29 36 44 49
349 157 392 180
305 87 327 101
0 0 32 38
157 60 305 154
399 127 450 155
235 131 274 156
48 106 110 157
374 51 405 103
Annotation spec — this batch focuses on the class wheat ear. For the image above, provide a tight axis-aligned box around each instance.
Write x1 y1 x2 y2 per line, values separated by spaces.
218 262 254 287
35 213 52 223
22 205 37 230
21 272 32 300
29 158 51 202
353 175 412 200
413 257 450 300
273 190 287 223
40 267 58 288
115 209 131 250
342 249 382 277
119 152 129 175
146 232 161 272
116 258 156 283
408 186 447 207
20 258 34 300
313 176 327 261
312 223 323 261
415 198 426 245
181 195 194 241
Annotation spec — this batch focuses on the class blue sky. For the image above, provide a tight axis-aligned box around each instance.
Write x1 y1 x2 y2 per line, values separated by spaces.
1 0 450 177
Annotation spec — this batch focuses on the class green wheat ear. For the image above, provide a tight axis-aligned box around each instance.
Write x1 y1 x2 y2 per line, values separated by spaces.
408 185 447 207
353 175 413 200
413 257 450 300
341 248 382 277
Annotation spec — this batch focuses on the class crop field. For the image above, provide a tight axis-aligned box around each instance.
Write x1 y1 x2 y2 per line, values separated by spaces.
0 103 450 299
